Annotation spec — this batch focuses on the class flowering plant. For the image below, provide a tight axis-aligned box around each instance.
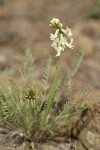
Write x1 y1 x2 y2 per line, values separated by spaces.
0 18 98 149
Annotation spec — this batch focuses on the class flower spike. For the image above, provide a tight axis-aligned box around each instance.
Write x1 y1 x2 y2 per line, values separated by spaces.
50 18 74 57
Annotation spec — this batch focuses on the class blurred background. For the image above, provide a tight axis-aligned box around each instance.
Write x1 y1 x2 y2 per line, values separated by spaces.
0 0 100 96
0 1 100 149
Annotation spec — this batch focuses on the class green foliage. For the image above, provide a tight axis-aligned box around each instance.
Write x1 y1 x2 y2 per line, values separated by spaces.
0 0 8 5
40 57 52 110
0 80 25 129
0 50 99 142
93 0 100 5
89 0 100 19
89 8 100 19
20 49 35 85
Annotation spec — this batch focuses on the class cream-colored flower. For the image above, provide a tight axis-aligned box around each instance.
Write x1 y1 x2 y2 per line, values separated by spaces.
66 26 72 37
50 18 63 29
61 29 67 36
60 34 66 48
55 46 62 57
50 18 59 25
50 18 74 57
65 38 74 49
50 29 59 41
61 27 72 37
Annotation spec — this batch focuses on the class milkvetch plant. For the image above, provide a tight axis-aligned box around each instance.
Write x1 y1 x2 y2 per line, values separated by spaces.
0 18 99 146
40 18 74 129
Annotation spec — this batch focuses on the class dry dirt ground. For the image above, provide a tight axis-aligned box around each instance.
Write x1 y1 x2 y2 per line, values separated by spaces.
0 0 100 149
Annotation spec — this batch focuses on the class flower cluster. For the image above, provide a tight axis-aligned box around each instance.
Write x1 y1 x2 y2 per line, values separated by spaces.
50 18 74 57
50 18 63 29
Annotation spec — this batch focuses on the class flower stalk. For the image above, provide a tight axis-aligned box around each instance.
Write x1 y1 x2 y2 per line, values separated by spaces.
40 57 60 129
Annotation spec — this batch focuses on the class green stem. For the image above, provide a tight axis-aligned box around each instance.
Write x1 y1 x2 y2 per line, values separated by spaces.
40 57 60 129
